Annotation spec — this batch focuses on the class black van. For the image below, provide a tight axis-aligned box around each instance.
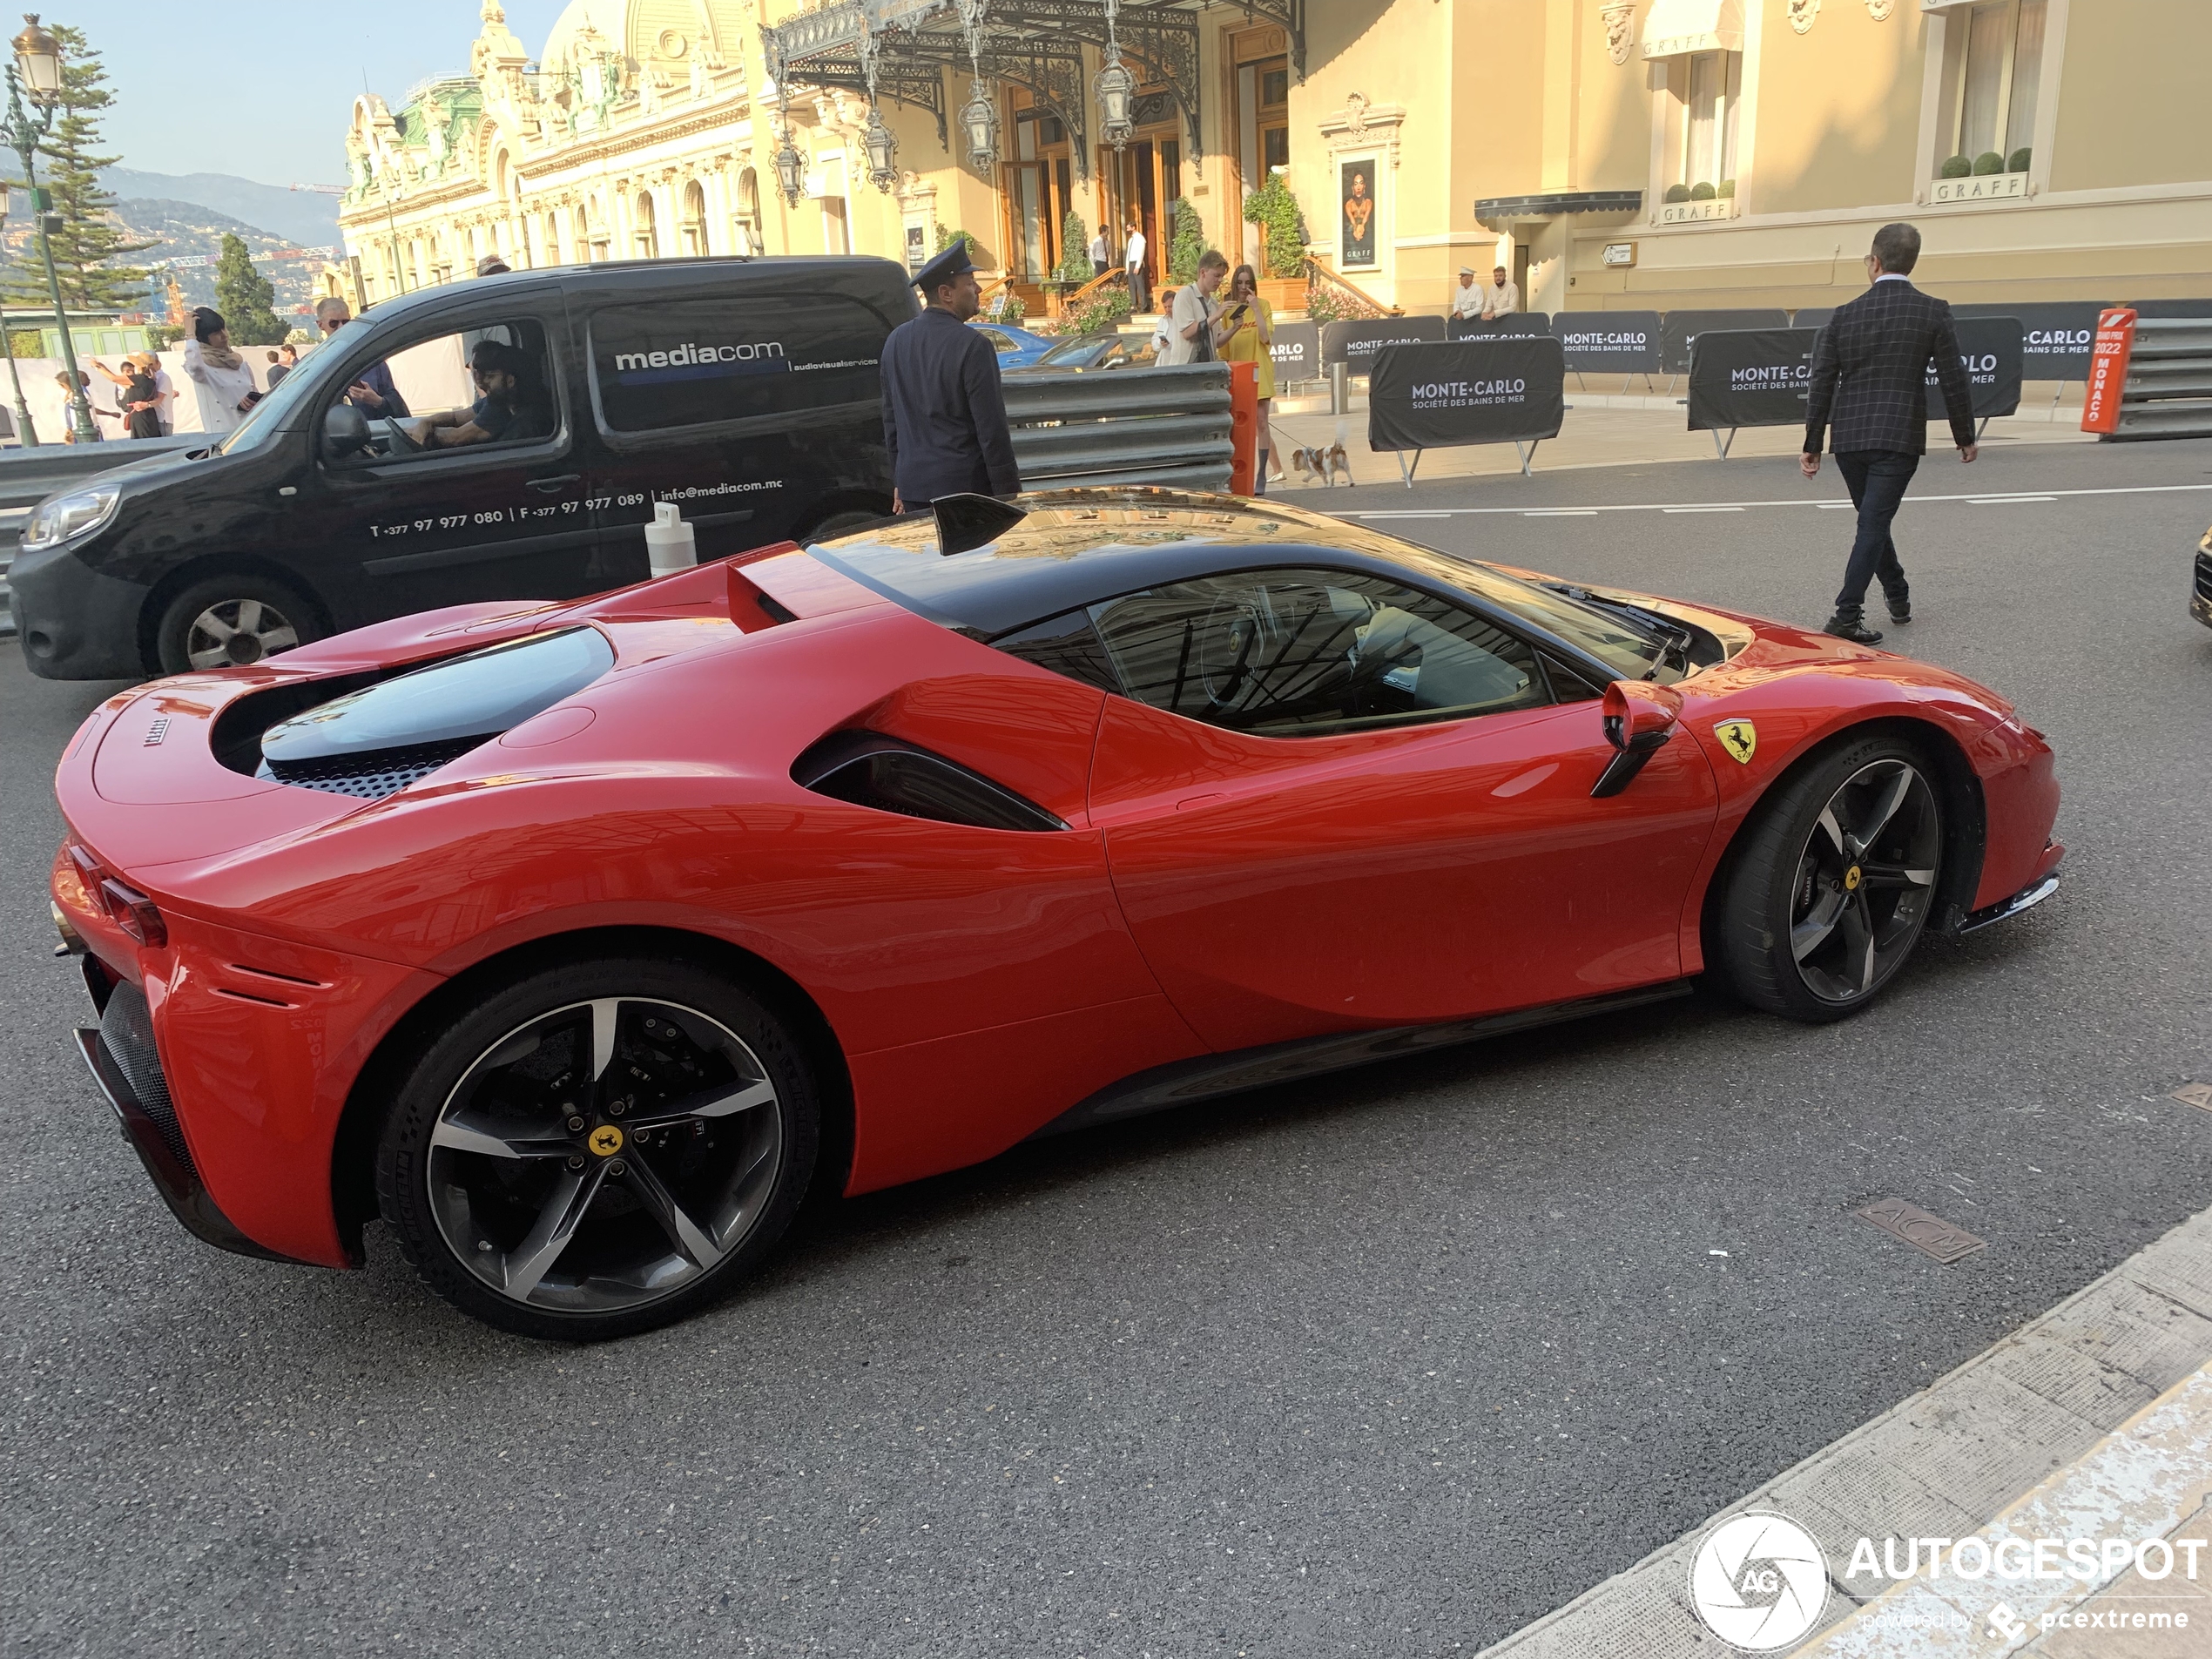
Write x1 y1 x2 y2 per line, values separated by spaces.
12 256 913 679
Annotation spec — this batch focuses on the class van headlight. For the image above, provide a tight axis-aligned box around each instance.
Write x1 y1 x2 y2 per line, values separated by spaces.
22 483 121 551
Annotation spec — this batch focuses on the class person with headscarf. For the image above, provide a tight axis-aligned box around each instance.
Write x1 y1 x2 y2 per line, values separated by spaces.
179 307 260 435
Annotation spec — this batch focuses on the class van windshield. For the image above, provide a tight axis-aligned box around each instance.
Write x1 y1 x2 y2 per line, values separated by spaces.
212 321 368 455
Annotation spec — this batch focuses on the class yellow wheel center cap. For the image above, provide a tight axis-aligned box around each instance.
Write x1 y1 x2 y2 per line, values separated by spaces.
588 1124 625 1157
1844 866 1863 892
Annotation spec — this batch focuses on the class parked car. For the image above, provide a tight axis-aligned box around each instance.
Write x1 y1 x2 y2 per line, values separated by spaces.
57 489 2061 1340
968 320 1058 369
11 256 913 680
1008 331 1159 375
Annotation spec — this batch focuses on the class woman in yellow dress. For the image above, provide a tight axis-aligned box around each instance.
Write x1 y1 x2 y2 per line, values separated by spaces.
1221 264 1280 494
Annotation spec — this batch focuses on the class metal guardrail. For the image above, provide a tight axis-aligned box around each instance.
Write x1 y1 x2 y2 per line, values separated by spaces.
0 435 199 509
1003 362 1233 492
2114 318 2212 439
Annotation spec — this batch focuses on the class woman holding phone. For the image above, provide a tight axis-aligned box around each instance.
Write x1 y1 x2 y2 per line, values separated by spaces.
1220 264 1278 493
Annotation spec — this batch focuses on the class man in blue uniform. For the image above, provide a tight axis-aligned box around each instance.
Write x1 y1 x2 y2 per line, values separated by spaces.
880 240 1022 513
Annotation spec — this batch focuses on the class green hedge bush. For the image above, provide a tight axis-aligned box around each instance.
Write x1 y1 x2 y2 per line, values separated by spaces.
2006 146 2032 173
1939 154 1973 179
1664 182 1692 203
1689 180 1716 201
1972 150 2006 175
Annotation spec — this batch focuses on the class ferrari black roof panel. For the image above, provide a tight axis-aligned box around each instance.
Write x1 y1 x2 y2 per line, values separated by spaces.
805 489 1500 640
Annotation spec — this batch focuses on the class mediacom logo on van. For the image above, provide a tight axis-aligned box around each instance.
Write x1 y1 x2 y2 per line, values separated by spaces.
610 341 791 382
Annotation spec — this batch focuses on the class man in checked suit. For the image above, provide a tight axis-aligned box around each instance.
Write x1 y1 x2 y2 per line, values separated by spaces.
1800 221 1977 644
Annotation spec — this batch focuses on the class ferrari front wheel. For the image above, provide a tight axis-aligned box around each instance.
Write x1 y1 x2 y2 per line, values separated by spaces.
374 957 819 1341
1718 734 1944 1022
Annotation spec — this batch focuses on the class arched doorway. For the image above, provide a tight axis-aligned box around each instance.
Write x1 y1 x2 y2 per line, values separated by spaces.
635 191 658 259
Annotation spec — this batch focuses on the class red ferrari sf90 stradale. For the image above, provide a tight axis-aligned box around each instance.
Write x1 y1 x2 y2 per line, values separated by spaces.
52 491 2061 1339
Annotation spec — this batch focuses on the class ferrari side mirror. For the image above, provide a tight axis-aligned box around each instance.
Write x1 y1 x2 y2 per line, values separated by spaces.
1591 679 1684 798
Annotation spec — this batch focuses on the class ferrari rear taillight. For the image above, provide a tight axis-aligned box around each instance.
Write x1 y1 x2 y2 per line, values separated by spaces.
98 877 167 948
66 842 168 948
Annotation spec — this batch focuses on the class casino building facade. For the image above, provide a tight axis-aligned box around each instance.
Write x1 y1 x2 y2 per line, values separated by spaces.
340 1 2211 320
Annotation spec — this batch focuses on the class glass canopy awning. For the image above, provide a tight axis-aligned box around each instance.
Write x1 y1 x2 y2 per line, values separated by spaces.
760 0 1305 167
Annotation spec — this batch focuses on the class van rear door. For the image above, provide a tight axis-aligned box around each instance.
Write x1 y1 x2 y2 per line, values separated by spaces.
304 287 603 624
577 261 904 570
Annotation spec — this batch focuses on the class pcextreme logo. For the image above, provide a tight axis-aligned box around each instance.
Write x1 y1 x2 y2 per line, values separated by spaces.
1688 1511 1830 1651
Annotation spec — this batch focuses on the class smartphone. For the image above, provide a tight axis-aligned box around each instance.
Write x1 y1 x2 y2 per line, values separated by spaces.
1228 302 1250 320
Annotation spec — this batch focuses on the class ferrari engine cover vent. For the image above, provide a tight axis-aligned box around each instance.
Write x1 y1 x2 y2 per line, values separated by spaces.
256 626 614 801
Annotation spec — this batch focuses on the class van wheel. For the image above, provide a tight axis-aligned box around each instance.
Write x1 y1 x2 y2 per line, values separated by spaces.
155 574 321 674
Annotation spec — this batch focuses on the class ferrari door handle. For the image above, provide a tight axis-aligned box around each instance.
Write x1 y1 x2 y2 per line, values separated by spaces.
526 474 582 492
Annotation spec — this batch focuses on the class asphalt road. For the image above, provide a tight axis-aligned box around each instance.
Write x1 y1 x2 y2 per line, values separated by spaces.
4 436 2210 1657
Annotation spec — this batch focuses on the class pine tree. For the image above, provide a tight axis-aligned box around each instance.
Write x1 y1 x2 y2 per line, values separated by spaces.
213 234 285 345
0 24 153 311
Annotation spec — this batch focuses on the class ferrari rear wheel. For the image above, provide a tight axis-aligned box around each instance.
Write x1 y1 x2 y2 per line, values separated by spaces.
1718 734 1944 1022
374 957 818 1340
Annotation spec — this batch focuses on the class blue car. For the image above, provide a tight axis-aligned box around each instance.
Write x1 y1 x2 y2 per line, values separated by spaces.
968 320 1058 370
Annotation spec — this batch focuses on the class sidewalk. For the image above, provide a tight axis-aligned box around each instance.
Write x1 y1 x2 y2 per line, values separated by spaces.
1476 1157 2212 1659
1261 405 2093 495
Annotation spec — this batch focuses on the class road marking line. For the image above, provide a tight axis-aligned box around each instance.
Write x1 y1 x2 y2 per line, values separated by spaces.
1332 482 2212 521
1524 509 1599 517
1662 506 1744 514
1968 495 2058 503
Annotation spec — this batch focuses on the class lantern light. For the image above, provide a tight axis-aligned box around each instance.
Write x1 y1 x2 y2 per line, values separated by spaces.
772 128 806 206
11 12 61 101
960 79 999 172
863 106 900 193
1096 57 1135 150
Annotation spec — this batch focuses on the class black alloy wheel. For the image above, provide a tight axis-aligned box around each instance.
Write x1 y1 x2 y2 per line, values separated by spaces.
1719 734 1945 1022
375 958 819 1340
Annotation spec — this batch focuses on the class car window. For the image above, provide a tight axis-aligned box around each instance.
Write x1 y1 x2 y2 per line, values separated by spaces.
590 292 887 433
1099 339 1157 370
976 327 1015 352
1036 336 1106 368
1086 568 1548 738
323 317 558 467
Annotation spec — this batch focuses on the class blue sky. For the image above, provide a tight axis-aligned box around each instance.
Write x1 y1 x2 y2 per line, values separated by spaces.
88 1 570 185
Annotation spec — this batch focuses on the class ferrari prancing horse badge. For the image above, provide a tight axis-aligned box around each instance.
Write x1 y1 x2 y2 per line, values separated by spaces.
1714 719 1757 765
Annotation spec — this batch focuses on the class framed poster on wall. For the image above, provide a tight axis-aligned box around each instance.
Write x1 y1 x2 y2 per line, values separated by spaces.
1339 157 1379 270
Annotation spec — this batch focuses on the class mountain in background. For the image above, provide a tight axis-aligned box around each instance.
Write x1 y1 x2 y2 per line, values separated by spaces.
97 168 341 250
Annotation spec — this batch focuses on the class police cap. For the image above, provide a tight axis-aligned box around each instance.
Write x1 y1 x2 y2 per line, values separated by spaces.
914 239 978 297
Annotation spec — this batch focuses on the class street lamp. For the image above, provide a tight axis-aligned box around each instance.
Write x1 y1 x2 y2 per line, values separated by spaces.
3 15 96 443
0 182 41 445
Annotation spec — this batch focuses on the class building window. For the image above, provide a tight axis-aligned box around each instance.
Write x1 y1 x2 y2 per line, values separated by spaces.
1946 0 2044 172
681 179 706 255
735 168 764 256
635 191 658 258
1681 51 1740 193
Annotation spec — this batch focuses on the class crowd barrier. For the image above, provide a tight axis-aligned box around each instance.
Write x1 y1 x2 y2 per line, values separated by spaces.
1366 336 1568 485
1685 320 2024 456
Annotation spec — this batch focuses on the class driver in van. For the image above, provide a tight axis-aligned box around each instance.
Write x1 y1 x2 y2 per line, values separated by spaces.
411 340 551 450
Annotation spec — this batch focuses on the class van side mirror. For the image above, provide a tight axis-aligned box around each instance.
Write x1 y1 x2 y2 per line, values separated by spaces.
323 401 370 458
1591 679 1683 798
